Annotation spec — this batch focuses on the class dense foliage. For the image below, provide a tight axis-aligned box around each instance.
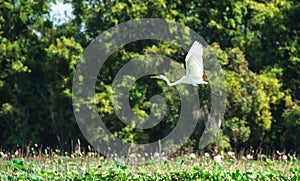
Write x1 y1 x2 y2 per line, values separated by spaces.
0 0 299 155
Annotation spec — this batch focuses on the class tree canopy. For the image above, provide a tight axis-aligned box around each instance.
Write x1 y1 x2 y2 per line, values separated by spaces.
0 0 299 154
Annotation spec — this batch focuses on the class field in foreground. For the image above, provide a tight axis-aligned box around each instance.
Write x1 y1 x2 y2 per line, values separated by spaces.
0 151 300 180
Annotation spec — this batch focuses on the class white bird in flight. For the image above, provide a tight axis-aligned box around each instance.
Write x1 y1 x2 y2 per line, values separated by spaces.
151 41 208 86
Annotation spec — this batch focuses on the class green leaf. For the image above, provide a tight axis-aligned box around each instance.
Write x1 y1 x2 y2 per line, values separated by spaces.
12 159 26 171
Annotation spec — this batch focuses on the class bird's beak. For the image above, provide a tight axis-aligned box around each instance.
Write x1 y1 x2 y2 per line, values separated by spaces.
150 75 159 79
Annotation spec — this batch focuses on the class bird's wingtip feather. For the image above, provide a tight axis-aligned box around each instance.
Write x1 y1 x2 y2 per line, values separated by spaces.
188 41 203 57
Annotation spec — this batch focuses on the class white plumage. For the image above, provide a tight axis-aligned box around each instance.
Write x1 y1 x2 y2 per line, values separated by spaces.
151 41 208 86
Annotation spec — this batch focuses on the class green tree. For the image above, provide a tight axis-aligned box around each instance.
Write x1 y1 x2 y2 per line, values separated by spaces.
283 104 300 151
0 0 83 148
1 0 299 154
0 0 53 146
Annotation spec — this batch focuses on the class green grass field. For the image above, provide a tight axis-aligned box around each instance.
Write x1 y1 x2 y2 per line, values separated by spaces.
1 149 299 180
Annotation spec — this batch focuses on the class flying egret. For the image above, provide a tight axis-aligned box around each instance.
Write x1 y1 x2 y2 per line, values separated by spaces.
151 41 208 86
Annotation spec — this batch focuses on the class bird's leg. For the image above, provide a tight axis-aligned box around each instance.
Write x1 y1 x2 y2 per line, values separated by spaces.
203 76 208 81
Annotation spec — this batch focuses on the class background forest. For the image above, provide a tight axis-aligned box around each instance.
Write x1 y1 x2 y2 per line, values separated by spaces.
0 0 299 156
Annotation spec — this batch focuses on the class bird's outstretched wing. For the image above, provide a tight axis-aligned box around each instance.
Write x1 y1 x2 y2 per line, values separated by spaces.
185 41 204 81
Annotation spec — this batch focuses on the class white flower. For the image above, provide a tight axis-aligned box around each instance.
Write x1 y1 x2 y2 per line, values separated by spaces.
162 156 168 161
246 154 253 160
129 153 136 158
282 155 288 160
204 152 210 157
227 151 235 157
214 155 222 163
189 153 196 159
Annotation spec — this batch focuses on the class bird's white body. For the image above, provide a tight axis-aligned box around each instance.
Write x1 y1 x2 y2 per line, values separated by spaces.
152 41 208 86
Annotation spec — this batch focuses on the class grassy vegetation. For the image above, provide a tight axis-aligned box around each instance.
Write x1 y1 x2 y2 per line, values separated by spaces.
0 148 299 180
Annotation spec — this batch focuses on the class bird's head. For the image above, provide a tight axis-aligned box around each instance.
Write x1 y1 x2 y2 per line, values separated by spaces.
150 75 167 80
150 75 160 79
